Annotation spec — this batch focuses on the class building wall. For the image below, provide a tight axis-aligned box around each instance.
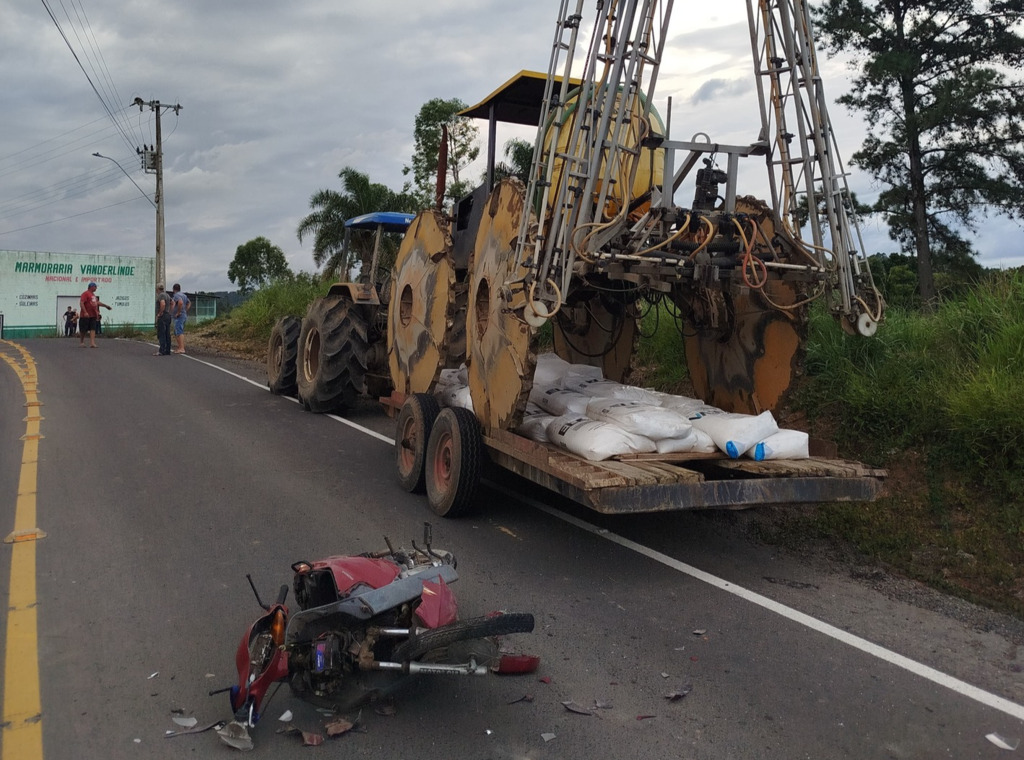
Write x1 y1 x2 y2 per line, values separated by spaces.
1 250 155 338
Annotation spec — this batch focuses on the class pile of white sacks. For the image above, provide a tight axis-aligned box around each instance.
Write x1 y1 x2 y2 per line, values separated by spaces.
434 353 810 463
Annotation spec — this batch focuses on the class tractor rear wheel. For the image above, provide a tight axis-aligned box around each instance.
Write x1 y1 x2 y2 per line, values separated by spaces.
425 407 483 518
297 295 370 413
267 316 300 396
395 393 440 494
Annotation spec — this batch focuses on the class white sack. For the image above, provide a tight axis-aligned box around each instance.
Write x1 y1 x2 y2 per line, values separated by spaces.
437 384 474 411
517 405 557 442
585 399 693 441
546 415 656 462
561 363 605 391
571 378 663 405
655 427 718 454
530 386 592 416
658 394 719 417
438 364 469 387
748 429 809 461
689 410 779 458
534 353 572 389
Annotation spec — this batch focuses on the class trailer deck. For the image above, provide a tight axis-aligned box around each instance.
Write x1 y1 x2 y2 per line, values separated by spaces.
483 428 885 514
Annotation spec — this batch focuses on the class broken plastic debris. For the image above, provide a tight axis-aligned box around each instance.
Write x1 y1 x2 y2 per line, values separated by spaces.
217 721 254 751
541 732 556 742
165 720 226 738
539 675 552 684
171 716 197 728
660 672 670 678
485 729 493 736
147 672 159 679
561 700 595 716
301 731 325 746
508 694 535 705
278 710 293 722
594 699 613 710
693 629 707 636
636 714 656 721
986 733 1020 751
664 683 693 701
325 718 354 737
133 738 141 744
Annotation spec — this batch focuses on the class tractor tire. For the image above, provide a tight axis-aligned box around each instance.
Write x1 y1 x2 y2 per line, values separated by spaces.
424 407 483 518
267 316 300 396
391 613 535 663
395 393 440 494
297 294 370 414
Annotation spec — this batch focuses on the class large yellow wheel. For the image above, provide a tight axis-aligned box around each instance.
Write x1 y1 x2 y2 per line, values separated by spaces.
466 180 538 432
388 210 456 396
676 198 808 414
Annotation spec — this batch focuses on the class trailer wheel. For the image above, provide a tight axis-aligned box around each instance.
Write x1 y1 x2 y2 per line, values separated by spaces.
297 294 370 413
267 316 300 396
425 407 482 517
395 393 440 494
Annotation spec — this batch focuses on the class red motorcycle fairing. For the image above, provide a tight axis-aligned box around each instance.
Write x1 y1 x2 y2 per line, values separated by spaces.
415 576 458 629
314 556 402 595
230 603 289 718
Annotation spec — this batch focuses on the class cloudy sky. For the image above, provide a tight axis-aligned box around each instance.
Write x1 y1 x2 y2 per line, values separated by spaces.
2 0 1020 292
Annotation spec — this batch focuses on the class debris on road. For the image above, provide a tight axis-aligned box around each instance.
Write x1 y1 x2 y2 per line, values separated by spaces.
216 720 254 751
986 733 1020 751
561 700 595 716
508 694 535 705
542 732 556 742
664 684 693 702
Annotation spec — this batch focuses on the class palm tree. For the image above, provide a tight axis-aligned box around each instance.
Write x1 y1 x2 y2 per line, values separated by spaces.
296 168 420 280
492 138 534 185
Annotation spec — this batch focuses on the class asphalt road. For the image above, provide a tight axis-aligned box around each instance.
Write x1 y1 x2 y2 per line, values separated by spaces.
1 336 1022 759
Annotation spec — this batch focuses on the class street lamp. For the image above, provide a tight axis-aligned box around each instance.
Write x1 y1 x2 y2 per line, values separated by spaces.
93 151 162 286
92 152 156 209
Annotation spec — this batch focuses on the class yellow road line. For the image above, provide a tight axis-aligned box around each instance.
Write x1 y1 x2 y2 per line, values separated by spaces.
0 340 44 759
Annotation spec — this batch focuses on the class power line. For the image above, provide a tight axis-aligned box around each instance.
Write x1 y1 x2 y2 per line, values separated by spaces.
0 195 152 237
39 0 139 155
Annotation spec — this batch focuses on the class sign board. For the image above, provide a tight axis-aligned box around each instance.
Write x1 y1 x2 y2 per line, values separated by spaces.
0 250 156 337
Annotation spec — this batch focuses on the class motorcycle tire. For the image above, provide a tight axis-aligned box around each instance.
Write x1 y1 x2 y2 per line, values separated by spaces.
395 393 440 494
391 612 535 663
267 315 300 396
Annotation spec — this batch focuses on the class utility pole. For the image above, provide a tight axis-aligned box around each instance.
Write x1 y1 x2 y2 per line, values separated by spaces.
134 98 182 288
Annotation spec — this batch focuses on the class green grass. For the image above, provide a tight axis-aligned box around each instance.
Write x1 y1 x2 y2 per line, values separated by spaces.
215 274 324 343
785 270 1024 616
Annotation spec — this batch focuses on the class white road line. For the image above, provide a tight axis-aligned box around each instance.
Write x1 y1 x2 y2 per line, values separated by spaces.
194 350 1024 722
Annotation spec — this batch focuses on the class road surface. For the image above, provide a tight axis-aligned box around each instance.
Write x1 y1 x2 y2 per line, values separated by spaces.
1 336 1022 759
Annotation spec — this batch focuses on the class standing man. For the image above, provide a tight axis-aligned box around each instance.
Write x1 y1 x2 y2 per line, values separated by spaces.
171 283 191 355
78 282 111 348
63 306 75 337
155 283 172 356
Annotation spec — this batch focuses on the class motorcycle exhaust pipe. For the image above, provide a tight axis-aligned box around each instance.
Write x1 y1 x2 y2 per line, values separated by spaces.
374 660 488 676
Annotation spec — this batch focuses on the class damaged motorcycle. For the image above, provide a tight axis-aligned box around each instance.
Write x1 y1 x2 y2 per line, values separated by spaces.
214 524 538 747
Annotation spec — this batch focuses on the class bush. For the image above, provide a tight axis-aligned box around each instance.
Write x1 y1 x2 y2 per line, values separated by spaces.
219 273 324 342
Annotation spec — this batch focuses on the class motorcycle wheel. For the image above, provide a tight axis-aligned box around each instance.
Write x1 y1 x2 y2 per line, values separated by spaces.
267 315 300 396
425 407 482 518
391 612 535 663
395 393 440 494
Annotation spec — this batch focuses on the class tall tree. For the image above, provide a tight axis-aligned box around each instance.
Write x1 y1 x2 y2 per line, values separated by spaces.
403 98 480 208
296 167 418 280
227 236 291 294
492 137 535 185
814 0 1024 307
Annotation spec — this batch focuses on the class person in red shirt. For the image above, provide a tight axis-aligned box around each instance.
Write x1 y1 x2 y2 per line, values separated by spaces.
78 282 111 348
